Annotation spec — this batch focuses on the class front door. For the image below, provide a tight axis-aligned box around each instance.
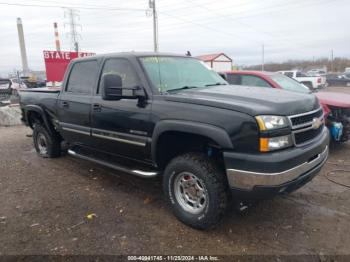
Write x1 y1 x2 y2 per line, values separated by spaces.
91 58 152 162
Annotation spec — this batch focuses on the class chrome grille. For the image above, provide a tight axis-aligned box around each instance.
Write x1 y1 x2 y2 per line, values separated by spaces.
288 108 324 146
290 109 323 127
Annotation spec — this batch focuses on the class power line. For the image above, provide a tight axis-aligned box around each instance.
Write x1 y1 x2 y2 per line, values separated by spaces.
228 0 339 20
159 0 252 13
177 0 309 54
158 0 342 56
158 10 262 45
0 2 147 12
159 0 335 30
180 0 337 25
185 0 280 40
157 11 315 58
24 0 149 12
2 0 345 59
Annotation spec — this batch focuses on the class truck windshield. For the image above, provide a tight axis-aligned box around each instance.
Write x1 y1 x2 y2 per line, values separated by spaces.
271 74 310 94
140 56 227 93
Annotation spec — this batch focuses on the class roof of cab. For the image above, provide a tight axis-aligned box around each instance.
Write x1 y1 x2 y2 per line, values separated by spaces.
71 52 191 62
221 70 277 77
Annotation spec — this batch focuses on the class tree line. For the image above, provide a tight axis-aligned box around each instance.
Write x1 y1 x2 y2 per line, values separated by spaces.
243 57 350 73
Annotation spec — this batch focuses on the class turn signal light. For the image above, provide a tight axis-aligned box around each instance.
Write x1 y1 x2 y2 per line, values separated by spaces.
259 135 293 152
259 138 269 152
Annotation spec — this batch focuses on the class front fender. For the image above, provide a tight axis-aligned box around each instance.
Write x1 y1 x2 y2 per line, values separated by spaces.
151 120 233 163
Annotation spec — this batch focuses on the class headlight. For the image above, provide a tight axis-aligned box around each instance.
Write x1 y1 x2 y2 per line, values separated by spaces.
255 115 289 131
260 135 293 152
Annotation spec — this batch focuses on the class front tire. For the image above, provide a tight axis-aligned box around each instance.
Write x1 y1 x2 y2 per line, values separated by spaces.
163 153 229 230
33 124 61 158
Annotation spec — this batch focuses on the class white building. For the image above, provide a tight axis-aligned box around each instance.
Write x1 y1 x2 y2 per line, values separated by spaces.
196 53 233 72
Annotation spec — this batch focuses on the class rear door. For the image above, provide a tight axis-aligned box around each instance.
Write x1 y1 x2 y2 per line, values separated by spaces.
57 59 99 145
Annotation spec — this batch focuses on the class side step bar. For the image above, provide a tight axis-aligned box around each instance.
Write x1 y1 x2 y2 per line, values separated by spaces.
67 149 159 178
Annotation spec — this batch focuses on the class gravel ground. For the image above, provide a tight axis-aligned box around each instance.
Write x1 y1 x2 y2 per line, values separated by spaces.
0 87 349 256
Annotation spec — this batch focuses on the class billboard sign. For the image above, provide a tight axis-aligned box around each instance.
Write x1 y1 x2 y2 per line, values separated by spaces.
43 50 95 82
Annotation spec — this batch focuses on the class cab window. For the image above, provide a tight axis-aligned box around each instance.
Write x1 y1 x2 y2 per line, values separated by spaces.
241 75 271 88
66 60 98 94
296 72 307 77
98 58 139 93
226 74 241 85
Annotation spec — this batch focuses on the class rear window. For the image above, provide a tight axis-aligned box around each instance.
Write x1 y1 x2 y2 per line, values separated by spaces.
296 72 307 77
66 60 98 94
226 74 241 85
271 74 310 93
284 72 294 78
241 75 271 88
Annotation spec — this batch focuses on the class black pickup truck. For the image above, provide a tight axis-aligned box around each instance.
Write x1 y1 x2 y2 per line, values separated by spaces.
19 52 329 229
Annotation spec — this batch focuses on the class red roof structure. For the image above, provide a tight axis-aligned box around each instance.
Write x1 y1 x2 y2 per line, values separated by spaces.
196 53 232 62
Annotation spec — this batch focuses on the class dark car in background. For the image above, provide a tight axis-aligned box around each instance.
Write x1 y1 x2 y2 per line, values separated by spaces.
220 70 350 143
326 74 350 87
0 78 11 90
0 78 12 100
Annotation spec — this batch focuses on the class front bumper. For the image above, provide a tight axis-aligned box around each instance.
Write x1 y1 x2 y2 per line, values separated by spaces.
224 126 329 195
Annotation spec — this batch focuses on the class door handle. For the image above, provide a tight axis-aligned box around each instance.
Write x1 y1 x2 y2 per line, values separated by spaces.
93 103 102 112
61 101 69 108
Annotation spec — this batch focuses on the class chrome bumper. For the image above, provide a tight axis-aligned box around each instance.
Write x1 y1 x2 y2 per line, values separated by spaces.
226 146 328 190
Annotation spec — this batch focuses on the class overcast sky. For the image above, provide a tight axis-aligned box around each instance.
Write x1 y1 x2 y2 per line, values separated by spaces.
1 0 349 75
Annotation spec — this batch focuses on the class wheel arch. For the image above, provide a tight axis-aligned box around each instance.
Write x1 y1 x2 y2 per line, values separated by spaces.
25 105 54 135
151 120 233 169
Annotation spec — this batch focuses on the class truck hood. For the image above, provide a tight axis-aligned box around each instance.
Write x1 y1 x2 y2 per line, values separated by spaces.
164 85 320 116
315 91 350 108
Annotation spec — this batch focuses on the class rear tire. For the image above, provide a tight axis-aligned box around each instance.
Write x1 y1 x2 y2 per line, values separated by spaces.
163 153 229 230
33 124 61 158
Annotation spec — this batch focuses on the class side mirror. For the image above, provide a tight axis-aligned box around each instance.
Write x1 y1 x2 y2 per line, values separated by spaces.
101 73 145 100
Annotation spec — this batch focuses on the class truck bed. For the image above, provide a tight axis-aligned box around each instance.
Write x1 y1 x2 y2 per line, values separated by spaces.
19 88 60 118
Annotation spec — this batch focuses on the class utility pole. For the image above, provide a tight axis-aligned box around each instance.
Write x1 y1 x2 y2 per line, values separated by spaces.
64 8 81 52
149 0 158 52
261 44 265 71
331 49 334 72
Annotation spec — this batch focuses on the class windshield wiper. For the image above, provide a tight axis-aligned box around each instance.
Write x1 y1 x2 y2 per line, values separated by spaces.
167 86 199 93
205 82 227 87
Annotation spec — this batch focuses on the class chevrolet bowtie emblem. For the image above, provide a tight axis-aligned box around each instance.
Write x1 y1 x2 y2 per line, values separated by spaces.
311 117 322 129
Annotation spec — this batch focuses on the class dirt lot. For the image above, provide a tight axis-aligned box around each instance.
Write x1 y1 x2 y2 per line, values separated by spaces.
0 87 350 256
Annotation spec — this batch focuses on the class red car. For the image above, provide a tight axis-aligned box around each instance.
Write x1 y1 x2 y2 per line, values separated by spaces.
220 70 350 143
